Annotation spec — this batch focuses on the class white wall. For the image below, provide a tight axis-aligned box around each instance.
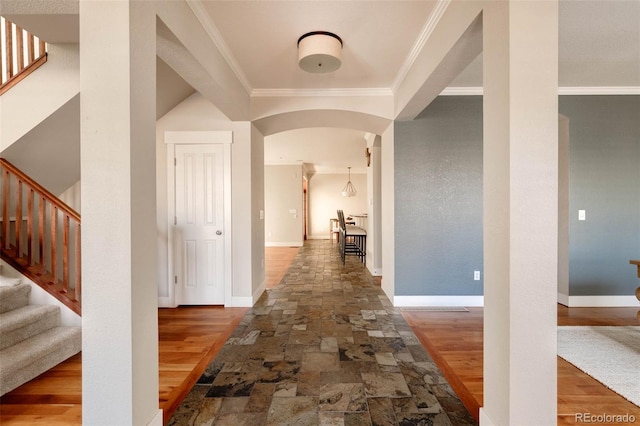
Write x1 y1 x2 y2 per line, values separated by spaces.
155 92 263 307
1 43 79 150
366 134 383 276
264 165 304 247
251 124 266 302
308 172 367 240
380 124 395 300
59 180 81 212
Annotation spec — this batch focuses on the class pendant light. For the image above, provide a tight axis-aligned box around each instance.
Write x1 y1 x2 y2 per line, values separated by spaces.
341 167 357 197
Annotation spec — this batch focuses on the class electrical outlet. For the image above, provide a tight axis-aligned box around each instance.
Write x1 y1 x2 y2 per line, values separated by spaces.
474 271 481 281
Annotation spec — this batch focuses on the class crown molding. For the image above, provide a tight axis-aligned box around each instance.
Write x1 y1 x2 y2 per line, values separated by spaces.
187 0 253 95
440 86 640 96
391 0 453 94
311 167 367 175
251 88 393 98
558 86 640 95
264 161 304 166
440 86 483 96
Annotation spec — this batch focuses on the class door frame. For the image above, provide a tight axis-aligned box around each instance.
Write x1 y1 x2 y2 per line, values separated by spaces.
165 131 233 307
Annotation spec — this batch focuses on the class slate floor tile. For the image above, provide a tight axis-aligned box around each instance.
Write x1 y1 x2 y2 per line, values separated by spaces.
319 383 367 412
170 240 475 425
266 396 319 425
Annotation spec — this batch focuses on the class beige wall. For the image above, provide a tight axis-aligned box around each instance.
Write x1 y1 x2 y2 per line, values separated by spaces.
307 173 367 240
264 165 304 246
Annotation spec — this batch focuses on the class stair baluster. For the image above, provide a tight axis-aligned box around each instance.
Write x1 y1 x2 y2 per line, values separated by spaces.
1 17 48 95
0 159 81 315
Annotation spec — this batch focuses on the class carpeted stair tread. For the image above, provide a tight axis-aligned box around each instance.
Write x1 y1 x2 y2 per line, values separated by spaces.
0 305 61 350
0 282 31 314
0 325 81 395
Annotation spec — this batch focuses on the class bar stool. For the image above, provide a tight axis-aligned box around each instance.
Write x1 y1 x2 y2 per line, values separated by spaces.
337 210 367 264
329 218 340 243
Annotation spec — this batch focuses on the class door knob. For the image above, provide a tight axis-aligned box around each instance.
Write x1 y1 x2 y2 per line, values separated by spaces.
216 230 223 235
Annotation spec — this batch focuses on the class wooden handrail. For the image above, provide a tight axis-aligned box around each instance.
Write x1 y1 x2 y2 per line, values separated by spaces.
1 17 47 95
0 159 80 222
0 158 81 315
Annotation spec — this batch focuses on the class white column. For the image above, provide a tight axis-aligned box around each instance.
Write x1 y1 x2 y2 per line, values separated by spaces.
481 1 558 425
366 134 383 276
380 124 395 300
558 115 570 302
80 1 159 425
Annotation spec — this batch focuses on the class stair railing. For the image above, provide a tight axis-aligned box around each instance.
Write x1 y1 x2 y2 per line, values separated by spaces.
0 159 81 315
1 16 47 95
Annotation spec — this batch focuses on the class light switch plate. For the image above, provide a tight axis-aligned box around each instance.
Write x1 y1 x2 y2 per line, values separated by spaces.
578 210 586 221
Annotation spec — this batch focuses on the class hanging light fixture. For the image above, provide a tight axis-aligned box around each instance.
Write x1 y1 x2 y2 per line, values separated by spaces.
341 167 357 197
297 31 343 73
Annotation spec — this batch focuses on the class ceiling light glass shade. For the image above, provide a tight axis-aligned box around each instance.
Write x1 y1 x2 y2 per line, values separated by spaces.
341 167 357 197
297 31 342 73
341 181 357 197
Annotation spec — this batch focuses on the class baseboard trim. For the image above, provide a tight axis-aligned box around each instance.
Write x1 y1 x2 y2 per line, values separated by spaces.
252 280 266 305
158 296 176 308
265 242 303 247
557 292 569 306
307 235 330 240
367 265 382 276
479 408 497 426
147 409 163 426
393 295 484 307
563 295 639 307
230 296 253 307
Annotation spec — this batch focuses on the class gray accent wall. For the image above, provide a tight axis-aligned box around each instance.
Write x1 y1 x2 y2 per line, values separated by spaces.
393 95 639 298
394 96 483 296
559 96 640 296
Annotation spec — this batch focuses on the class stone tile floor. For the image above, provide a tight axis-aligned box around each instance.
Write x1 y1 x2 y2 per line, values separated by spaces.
169 240 476 425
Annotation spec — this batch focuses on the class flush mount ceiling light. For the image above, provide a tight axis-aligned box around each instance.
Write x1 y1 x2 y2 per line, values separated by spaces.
297 31 343 73
341 167 357 197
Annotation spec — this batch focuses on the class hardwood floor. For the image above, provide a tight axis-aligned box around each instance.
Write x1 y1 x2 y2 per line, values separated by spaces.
0 353 82 425
1 245 637 425
402 305 640 425
0 247 296 425
0 306 248 425
157 306 248 424
265 245 299 288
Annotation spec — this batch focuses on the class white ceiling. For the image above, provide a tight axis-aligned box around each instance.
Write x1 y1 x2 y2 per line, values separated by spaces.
264 127 368 174
197 0 638 172
7 1 636 175
201 1 438 91
201 0 639 91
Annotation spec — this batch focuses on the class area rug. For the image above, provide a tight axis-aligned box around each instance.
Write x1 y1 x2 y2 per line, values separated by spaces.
558 326 640 407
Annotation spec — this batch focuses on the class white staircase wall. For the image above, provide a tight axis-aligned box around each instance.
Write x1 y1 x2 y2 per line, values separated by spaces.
0 43 81 196
0 261 81 327
1 43 79 151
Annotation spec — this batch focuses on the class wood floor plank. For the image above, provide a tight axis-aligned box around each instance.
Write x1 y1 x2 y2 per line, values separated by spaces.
2 246 637 425
0 307 248 426
157 306 248 424
265 246 299 288
403 306 640 425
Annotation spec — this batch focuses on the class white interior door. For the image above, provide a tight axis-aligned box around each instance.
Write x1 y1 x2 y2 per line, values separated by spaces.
174 144 225 304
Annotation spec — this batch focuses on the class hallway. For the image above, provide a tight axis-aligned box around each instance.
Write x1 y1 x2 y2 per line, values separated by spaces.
169 240 475 425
